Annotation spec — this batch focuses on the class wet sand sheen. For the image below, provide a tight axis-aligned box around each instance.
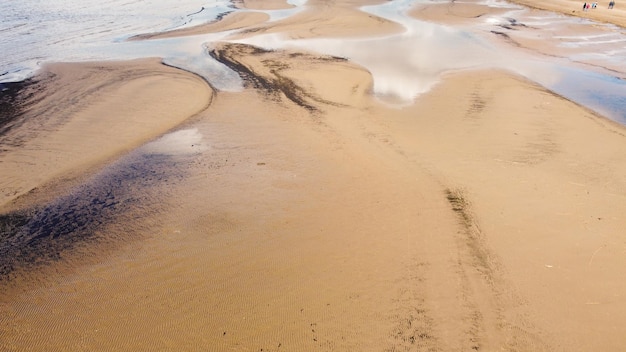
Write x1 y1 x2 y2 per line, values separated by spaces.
2 0 626 351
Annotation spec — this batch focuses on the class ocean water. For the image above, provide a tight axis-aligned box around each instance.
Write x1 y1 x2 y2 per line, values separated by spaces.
0 0 232 82
0 0 625 123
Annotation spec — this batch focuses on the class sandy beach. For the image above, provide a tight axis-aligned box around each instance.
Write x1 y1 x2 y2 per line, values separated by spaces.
1 0 626 351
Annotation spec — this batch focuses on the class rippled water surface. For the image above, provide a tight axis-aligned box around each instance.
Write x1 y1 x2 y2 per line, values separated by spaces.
0 0 231 82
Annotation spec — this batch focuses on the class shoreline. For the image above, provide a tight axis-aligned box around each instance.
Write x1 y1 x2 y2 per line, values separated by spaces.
1 0 626 351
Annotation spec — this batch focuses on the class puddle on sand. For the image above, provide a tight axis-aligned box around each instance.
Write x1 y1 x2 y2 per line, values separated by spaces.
471 4 626 123
233 0 626 121
233 16 498 105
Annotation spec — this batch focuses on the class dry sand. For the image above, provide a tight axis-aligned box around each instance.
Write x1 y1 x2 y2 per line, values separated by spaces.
1 0 626 351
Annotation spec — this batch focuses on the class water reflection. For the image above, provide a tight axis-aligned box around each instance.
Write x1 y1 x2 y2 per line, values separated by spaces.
234 1 501 104
233 0 626 121
264 0 309 22
1 0 624 122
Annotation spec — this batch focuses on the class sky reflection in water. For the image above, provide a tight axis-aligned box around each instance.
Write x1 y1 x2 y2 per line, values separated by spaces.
1 0 624 123
235 0 625 121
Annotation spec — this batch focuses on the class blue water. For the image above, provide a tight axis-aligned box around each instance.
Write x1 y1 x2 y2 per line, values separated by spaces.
0 0 625 123
545 67 626 124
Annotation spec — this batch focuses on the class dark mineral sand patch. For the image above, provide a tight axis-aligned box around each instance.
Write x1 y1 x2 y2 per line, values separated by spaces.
0 151 183 282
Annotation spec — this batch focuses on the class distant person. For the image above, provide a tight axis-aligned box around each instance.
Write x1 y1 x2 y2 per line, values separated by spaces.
583 2 587 10
608 0 615 8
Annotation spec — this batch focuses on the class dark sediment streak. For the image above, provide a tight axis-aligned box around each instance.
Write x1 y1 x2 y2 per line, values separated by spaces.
0 152 181 282
187 6 206 17
0 73 59 150
208 43 318 111
0 76 55 139
208 43 347 112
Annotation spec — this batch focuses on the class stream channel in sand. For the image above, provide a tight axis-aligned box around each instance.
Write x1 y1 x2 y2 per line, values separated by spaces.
1 0 626 123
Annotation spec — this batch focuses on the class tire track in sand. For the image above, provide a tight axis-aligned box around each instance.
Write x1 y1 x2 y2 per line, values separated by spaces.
167 42 551 351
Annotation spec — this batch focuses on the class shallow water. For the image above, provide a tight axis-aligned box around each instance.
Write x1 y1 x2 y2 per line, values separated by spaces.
236 0 626 121
234 8 498 104
0 0 231 82
1 0 624 122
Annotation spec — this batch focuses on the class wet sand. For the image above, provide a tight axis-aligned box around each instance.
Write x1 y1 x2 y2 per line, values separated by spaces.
2 0 626 351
